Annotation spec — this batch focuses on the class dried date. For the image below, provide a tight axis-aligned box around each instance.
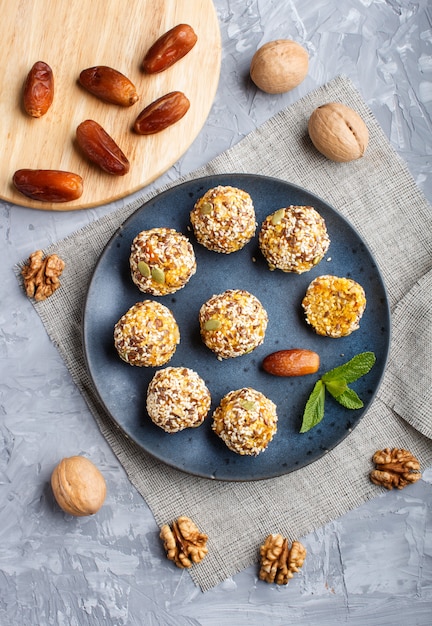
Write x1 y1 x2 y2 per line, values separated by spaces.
133 91 190 135
76 120 130 176
23 61 54 118
13 169 83 203
79 66 139 107
142 24 198 74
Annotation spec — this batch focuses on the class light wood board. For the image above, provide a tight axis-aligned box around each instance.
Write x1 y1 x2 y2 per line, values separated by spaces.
0 0 221 210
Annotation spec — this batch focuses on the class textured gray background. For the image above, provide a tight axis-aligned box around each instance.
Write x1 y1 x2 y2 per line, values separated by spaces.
1 1 431 624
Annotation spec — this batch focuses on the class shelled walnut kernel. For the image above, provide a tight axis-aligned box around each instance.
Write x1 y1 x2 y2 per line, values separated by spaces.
21 249 65 301
370 447 421 490
259 533 307 585
160 516 208 568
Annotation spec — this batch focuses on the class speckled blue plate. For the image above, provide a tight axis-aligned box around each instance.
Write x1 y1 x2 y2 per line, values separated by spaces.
82 174 390 481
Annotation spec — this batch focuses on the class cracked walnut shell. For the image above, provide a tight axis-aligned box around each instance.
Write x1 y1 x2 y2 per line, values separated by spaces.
160 516 208 568
259 534 307 585
21 249 65 301
370 447 421 490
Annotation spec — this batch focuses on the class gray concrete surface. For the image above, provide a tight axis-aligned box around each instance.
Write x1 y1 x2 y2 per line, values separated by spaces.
1 1 431 624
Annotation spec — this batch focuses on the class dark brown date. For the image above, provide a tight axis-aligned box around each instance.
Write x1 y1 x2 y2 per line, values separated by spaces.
142 24 198 74
13 169 83 203
23 61 54 118
79 66 139 106
133 91 190 135
76 120 130 176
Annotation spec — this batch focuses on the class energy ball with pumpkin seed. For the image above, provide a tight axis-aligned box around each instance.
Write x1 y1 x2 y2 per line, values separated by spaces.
259 205 330 273
146 367 211 433
114 300 180 366
199 289 268 359
302 274 366 338
129 227 196 296
212 387 278 456
190 185 256 253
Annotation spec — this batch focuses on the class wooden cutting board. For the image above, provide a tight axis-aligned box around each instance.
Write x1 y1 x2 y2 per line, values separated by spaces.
0 0 221 210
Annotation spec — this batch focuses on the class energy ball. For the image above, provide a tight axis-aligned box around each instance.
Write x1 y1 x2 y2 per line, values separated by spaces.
130 227 196 296
259 205 330 273
212 387 278 456
146 367 211 433
114 300 180 366
190 185 256 253
199 289 268 359
302 275 366 338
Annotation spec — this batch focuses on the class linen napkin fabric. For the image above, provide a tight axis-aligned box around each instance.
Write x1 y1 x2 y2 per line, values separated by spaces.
18 76 432 591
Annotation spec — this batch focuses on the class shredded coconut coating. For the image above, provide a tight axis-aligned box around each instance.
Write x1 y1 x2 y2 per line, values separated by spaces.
212 388 278 455
302 275 366 338
130 227 196 296
114 300 180 366
199 289 268 359
190 185 257 253
259 205 330 273
146 367 211 433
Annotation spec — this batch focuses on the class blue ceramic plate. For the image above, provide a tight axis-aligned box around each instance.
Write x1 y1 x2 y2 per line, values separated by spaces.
82 174 390 481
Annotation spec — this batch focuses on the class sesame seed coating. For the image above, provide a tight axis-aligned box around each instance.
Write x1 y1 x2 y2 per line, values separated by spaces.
259 205 330 273
199 289 268 359
114 300 180 366
190 185 256 254
302 275 366 338
146 367 211 433
212 387 278 456
130 227 196 296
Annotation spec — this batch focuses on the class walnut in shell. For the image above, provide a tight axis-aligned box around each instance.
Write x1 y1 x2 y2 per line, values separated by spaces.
308 102 369 162
51 456 107 516
259 533 306 585
21 249 65 301
160 516 208 568
250 40 308 94
370 447 421 490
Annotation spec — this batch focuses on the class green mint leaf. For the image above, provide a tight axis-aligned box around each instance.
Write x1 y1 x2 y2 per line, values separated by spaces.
321 351 376 384
332 387 364 410
324 377 348 399
300 380 325 433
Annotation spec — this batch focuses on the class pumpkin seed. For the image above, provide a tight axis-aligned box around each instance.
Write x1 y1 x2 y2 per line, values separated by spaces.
240 400 256 411
137 261 151 277
271 208 285 225
204 318 221 331
200 201 213 215
151 267 165 284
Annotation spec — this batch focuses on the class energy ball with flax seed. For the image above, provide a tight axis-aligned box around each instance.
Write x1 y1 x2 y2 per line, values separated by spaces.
259 205 330 273
199 289 268 359
212 387 278 456
130 227 196 296
190 185 256 253
114 300 180 366
302 274 366 338
146 367 211 433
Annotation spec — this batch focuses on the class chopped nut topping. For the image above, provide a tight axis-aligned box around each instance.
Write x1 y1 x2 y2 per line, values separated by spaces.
160 516 208 568
370 447 421 490
21 249 65 301
259 534 307 585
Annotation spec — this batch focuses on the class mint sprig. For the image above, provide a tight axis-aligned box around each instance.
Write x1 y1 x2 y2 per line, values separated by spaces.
300 351 376 433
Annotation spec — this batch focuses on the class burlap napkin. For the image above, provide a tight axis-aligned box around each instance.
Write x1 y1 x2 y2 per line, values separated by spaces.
19 76 432 591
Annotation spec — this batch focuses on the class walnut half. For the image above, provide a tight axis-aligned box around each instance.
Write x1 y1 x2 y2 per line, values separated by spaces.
21 249 65 301
160 516 208 569
259 533 307 585
370 447 421 490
